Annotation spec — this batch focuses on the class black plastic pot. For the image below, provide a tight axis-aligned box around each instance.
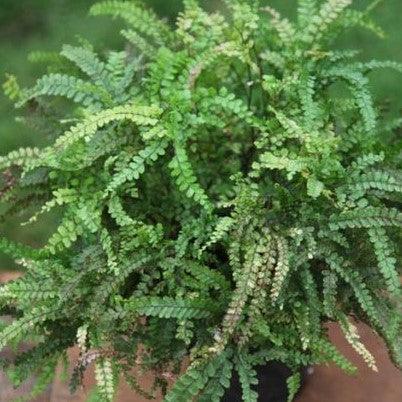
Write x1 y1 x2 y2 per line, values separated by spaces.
222 362 306 402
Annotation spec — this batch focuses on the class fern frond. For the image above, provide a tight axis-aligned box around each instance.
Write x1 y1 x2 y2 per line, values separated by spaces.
118 296 216 319
90 1 171 45
324 68 376 132
0 237 49 260
28 50 64 66
0 307 57 349
339 316 378 371
263 6 296 45
321 249 380 326
17 73 113 109
311 337 357 374
3 73 21 101
199 216 234 255
198 356 233 402
322 270 338 318
287 372 302 402
297 0 318 28
106 138 168 193
46 215 83 254
305 0 353 43
0 147 40 171
368 227 400 296
0 279 57 306
36 104 161 166
61 45 109 87
95 357 115 402
329 206 402 230
183 261 230 292
169 142 213 211
164 352 230 402
253 152 306 179
338 170 402 201
236 352 258 402
100 228 118 274
338 9 385 38
271 236 290 302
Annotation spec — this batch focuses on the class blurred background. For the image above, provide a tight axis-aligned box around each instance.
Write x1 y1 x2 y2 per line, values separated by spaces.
1 0 401 270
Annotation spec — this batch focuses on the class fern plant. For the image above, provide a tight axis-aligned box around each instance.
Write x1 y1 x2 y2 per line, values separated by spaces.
1 1 401 401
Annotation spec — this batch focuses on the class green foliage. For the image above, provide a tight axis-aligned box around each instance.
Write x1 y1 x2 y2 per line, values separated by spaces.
0 1 401 401
95 357 115 402
236 352 258 402
287 372 302 402
164 350 232 402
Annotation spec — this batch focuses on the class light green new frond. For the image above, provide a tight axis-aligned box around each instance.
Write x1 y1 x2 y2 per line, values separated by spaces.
95 357 115 402
28 50 64 66
307 176 325 198
50 104 160 154
105 51 126 81
329 207 402 231
270 108 308 142
17 74 113 109
119 296 215 319
0 147 40 171
3 73 21 101
24 188 78 225
252 152 306 180
169 142 213 211
90 1 171 45
104 50 142 96
46 215 83 254
75 198 103 233
297 0 318 27
368 227 400 296
225 1 258 43
347 73 376 133
61 45 108 87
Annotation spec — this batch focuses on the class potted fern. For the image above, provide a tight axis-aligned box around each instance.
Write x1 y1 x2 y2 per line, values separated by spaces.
1 1 401 401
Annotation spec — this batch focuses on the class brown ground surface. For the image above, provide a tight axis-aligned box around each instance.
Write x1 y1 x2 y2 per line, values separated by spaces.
1 271 402 402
